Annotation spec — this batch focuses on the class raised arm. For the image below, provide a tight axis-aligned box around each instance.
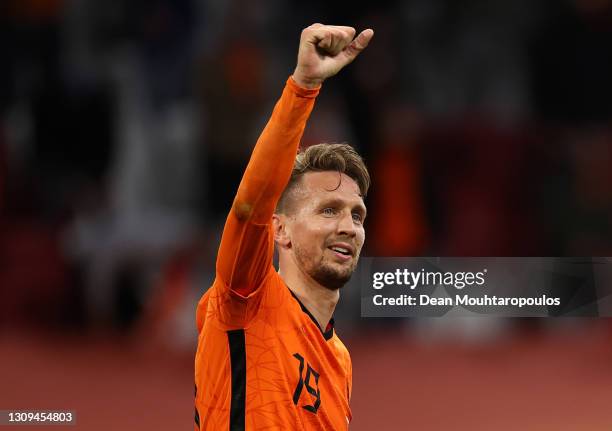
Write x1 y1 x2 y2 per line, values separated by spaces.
215 24 374 297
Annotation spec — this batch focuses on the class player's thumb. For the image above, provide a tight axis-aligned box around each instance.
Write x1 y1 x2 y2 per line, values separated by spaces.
342 29 374 64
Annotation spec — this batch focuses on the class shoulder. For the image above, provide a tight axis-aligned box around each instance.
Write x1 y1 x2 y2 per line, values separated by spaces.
202 270 289 327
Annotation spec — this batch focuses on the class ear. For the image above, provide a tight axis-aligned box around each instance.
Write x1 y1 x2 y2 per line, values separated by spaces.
272 213 291 248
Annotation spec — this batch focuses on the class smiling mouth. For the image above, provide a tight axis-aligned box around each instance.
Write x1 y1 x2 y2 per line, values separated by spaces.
329 246 351 256
327 246 356 264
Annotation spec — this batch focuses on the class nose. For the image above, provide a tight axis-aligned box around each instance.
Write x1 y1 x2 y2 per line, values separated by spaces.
336 210 356 237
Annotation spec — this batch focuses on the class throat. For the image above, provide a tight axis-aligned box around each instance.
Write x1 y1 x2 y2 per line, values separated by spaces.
278 258 340 330
284 283 338 332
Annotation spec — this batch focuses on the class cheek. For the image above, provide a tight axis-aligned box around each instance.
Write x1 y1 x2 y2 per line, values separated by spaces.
294 214 326 236
291 219 326 251
357 228 366 249
304 226 328 252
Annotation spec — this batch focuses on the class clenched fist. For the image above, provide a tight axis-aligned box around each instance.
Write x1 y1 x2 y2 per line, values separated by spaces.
292 23 374 89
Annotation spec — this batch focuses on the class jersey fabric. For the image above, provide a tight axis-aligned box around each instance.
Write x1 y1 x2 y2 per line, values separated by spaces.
194 77 353 430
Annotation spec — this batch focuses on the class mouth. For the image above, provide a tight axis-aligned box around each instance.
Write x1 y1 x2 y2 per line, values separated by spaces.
328 243 355 262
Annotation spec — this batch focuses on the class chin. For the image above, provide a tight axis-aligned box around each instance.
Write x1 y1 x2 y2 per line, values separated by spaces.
311 264 354 290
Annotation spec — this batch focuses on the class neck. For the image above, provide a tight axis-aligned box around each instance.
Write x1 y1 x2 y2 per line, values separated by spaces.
278 257 339 332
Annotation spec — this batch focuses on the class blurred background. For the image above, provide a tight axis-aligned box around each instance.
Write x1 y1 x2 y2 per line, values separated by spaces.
1 0 612 429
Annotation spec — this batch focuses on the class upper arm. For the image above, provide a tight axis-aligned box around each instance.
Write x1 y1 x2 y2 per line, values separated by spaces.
215 206 274 297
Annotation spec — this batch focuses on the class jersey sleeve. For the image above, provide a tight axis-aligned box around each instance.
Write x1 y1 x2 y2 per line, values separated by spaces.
215 76 320 298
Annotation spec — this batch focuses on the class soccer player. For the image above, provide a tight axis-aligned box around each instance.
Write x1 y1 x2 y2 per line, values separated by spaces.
194 24 374 430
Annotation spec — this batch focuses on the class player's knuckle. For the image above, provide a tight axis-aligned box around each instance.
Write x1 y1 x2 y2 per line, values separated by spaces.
305 23 322 33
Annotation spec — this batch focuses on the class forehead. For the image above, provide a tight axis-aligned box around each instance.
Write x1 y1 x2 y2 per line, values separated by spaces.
297 171 364 206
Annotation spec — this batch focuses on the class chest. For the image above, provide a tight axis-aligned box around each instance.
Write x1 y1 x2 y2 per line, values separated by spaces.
244 310 350 427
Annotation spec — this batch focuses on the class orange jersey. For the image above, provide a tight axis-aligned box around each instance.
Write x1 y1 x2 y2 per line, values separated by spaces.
194 77 353 430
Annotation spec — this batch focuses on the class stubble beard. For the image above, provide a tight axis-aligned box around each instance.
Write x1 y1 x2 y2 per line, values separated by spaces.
295 245 358 291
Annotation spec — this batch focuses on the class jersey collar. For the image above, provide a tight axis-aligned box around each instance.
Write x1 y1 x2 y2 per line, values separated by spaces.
287 287 335 341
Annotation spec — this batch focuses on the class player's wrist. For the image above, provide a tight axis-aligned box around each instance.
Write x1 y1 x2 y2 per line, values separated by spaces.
291 71 323 90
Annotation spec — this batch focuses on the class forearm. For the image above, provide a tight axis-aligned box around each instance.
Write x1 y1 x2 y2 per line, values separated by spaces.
233 76 320 223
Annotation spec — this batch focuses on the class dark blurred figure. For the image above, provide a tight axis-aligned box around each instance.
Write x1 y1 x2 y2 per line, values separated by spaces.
566 127 612 254
529 0 612 124
528 0 612 255
425 118 543 255
197 2 267 217
368 102 430 256
0 0 76 328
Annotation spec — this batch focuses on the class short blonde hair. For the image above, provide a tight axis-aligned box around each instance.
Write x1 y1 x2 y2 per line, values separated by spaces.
276 143 370 214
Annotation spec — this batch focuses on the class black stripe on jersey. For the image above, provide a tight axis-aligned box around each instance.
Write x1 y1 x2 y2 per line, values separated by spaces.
227 329 246 431
288 288 335 341
194 384 200 429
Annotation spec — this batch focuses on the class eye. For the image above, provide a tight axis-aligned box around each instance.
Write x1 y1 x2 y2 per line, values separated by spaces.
322 207 336 216
352 212 363 223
